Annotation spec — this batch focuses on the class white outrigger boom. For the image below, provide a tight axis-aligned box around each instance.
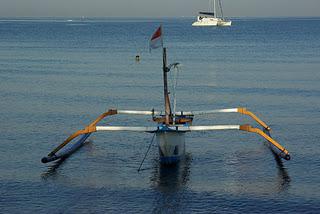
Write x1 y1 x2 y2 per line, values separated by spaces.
42 28 290 165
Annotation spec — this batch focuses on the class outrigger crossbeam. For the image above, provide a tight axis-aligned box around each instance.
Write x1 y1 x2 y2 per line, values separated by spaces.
118 108 270 130
41 107 290 163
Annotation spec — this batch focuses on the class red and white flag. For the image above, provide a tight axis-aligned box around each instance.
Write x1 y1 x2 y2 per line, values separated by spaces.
149 26 163 51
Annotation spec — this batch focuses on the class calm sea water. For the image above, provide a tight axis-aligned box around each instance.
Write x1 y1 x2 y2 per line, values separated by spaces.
1 17 320 213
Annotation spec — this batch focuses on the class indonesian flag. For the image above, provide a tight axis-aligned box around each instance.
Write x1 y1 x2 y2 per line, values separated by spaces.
149 26 163 51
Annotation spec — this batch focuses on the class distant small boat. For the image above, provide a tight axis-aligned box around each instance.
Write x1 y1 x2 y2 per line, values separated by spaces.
67 19 73 22
192 0 232 27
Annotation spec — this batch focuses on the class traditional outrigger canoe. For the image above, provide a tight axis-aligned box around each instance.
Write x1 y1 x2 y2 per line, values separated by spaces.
42 26 290 165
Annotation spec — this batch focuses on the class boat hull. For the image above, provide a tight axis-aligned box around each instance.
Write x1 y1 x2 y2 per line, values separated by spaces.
192 17 219 26
192 16 232 27
217 20 232 26
156 131 186 165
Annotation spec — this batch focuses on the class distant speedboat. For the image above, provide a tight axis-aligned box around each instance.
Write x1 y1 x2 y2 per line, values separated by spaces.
192 0 232 27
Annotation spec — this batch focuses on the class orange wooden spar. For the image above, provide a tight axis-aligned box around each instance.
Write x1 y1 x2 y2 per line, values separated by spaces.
47 109 117 157
238 108 271 131
239 124 290 157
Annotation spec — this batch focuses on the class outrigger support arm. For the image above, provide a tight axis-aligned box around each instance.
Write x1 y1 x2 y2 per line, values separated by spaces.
46 109 117 157
237 108 270 131
239 124 290 160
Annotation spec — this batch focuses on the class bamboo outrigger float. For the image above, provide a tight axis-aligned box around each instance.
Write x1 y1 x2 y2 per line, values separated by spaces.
42 26 290 165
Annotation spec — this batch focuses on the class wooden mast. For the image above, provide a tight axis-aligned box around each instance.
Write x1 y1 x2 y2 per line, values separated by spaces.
162 47 172 125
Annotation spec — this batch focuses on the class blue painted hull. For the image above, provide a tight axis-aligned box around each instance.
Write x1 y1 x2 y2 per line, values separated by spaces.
160 155 181 165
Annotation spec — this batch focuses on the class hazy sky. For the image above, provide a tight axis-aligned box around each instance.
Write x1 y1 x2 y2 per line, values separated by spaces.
0 0 319 17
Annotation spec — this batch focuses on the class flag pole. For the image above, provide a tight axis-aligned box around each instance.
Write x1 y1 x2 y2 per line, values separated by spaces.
149 25 172 124
162 47 172 125
161 25 172 125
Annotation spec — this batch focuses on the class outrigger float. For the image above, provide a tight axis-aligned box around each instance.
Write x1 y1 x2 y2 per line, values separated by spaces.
42 26 290 165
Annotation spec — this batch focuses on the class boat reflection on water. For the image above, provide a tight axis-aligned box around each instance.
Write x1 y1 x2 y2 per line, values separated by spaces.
41 157 67 179
150 153 192 193
149 153 192 213
264 137 291 192
272 150 291 192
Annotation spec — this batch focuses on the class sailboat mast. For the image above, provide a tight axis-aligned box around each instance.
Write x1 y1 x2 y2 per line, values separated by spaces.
218 0 224 19
213 0 216 18
162 47 172 125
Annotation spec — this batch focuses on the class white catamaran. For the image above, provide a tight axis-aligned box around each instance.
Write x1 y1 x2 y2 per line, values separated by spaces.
42 26 290 167
192 0 232 27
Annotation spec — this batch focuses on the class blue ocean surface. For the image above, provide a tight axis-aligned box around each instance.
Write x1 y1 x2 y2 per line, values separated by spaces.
0 17 320 213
